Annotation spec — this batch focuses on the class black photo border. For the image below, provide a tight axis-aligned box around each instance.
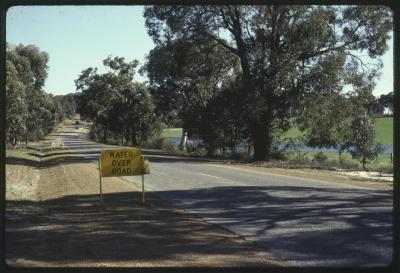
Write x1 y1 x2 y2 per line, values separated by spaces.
0 0 398 273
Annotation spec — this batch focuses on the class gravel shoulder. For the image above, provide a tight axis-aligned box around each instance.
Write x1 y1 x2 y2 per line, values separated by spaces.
209 163 393 191
5 138 281 267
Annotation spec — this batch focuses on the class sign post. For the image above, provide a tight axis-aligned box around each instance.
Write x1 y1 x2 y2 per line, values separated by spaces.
99 156 103 204
141 156 145 203
98 148 149 204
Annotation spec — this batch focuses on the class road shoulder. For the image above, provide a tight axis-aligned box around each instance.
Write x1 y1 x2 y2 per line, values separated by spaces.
6 139 281 267
210 162 392 190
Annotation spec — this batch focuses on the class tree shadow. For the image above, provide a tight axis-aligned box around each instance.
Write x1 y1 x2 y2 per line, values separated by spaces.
148 186 394 267
5 191 275 266
5 156 39 167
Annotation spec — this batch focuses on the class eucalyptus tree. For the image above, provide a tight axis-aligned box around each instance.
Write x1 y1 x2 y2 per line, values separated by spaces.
75 56 160 145
143 36 239 138
144 5 392 160
348 94 384 171
5 58 27 147
297 92 353 157
378 92 394 113
6 43 58 145
54 93 77 119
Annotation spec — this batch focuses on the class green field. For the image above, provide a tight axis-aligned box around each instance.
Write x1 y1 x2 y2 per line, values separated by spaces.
374 117 393 145
161 128 183 138
161 117 393 145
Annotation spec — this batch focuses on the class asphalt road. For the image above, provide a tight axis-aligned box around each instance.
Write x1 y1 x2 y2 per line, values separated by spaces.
62 125 393 267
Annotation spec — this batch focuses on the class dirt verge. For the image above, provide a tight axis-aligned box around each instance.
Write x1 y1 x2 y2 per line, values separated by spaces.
211 163 392 190
6 146 281 267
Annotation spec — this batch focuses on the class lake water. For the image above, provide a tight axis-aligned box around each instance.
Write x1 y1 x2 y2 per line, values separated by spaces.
164 137 393 154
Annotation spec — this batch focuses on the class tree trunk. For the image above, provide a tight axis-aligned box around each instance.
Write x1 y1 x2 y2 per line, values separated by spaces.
362 158 366 171
12 135 17 147
131 129 138 146
207 146 216 157
252 122 271 161
103 129 107 143
252 107 273 161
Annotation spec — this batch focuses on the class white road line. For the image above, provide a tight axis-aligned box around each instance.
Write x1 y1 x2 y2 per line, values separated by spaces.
196 172 221 179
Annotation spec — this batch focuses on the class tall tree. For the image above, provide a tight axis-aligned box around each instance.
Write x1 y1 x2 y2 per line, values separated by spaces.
348 100 383 171
6 43 56 145
143 36 238 135
75 56 160 145
144 5 392 160
378 91 394 113
297 92 353 155
5 58 28 147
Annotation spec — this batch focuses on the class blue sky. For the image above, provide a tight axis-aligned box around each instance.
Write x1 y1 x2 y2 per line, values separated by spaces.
6 5 394 97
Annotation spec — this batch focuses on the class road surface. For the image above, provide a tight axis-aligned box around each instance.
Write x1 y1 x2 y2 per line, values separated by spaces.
62 125 393 267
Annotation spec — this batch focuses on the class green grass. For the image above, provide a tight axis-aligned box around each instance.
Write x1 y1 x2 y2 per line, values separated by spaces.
161 128 183 138
281 126 304 139
374 117 393 145
160 116 394 144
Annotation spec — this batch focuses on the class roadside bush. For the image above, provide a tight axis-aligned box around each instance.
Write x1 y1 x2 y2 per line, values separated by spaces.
186 143 206 157
142 137 165 149
230 151 245 161
288 152 310 167
376 165 393 174
326 159 340 169
312 152 328 163
339 156 360 170
160 138 179 153
310 152 328 169
271 151 287 161
370 162 393 174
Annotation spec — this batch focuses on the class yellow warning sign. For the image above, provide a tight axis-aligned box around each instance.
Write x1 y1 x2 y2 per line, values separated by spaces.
100 148 143 177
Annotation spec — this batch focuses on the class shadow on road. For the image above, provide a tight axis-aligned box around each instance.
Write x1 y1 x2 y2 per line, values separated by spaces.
149 186 393 267
5 191 275 266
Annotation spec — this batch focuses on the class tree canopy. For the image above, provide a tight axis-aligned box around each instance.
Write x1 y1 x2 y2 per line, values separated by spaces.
144 5 392 160
6 43 74 147
75 56 160 146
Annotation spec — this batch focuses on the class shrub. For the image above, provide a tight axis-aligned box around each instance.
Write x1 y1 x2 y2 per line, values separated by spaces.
339 156 360 170
142 137 165 149
377 165 393 174
271 151 287 161
288 152 310 167
312 152 328 163
160 138 178 153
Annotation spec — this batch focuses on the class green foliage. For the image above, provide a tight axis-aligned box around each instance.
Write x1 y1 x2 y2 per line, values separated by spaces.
312 152 328 163
338 156 361 170
374 117 393 145
6 43 66 146
54 93 77 119
288 152 310 167
161 128 182 138
75 56 161 146
6 58 28 147
348 109 384 171
378 92 393 112
144 5 392 161
143 35 239 145
298 93 353 151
